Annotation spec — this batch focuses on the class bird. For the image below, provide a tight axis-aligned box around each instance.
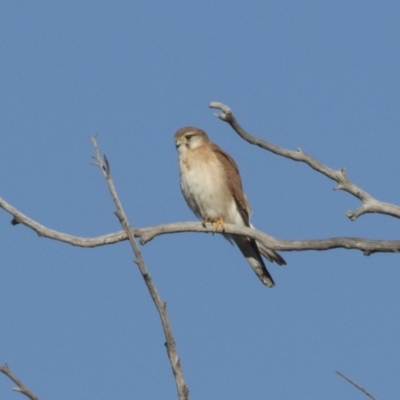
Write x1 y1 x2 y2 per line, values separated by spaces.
174 126 285 287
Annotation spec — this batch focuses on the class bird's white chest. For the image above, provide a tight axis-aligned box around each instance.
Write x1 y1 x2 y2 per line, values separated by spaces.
179 150 232 220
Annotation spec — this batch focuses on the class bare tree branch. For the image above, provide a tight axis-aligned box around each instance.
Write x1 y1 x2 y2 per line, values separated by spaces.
1 195 400 256
0 195 127 246
0 364 39 400
2 110 392 400
90 137 189 400
137 224 400 256
336 371 378 400
209 101 400 221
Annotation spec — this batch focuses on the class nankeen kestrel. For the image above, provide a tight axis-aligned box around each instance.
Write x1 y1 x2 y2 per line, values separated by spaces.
174 126 286 287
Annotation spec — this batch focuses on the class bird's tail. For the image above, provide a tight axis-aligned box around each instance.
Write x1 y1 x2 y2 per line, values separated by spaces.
249 223 286 266
257 242 286 266
233 236 275 288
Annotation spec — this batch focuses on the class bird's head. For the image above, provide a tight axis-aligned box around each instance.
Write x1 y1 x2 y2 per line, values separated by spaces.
174 127 210 152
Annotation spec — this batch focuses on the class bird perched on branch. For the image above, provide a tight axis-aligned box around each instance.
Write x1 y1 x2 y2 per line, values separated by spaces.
174 126 285 287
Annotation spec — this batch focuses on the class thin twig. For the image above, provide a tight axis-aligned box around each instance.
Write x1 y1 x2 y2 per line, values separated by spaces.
0 364 39 400
90 137 189 400
209 101 400 221
1 195 400 256
336 371 378 400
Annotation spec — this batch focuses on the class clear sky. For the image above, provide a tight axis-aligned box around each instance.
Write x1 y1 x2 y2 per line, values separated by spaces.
1 2 399 399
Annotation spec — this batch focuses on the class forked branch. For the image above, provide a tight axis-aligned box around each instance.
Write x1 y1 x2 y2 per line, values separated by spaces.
209 101 400 221
0 364 39 400
1 195 400 256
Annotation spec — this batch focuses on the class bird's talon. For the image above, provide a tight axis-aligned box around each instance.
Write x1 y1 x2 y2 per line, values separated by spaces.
211 217 225 233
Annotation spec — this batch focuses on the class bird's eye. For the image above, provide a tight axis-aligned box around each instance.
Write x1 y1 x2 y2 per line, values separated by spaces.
184 134 193 140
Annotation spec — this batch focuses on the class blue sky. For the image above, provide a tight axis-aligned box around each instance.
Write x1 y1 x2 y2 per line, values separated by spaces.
1 1 399 399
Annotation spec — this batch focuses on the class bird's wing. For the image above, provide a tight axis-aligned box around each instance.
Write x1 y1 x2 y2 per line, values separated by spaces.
211 143 252 225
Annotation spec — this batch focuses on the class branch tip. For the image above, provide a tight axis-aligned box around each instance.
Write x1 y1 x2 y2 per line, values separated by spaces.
0 363 39 400
209 101 233 121
336 371 378 400
346 211 356 221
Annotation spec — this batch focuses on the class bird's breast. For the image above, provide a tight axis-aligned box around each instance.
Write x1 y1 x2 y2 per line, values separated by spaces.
178 149 240 223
